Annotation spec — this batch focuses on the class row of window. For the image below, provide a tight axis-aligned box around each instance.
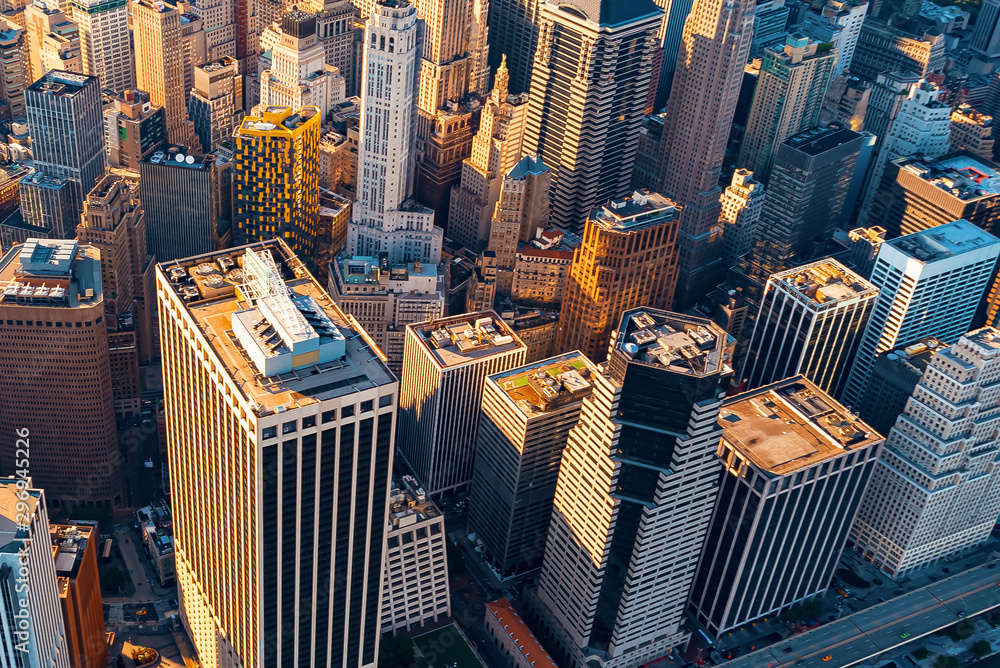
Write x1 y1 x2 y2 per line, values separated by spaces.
261 395 394 440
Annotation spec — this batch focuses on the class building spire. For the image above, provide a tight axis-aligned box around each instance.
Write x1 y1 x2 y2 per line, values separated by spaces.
494 54 509 103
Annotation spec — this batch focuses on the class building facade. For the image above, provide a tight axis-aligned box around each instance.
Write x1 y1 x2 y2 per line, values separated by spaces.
104 89 168 169
188 57 244 152
50 523 107 668
720 168 766 268
69 0 133 92
949 105 994 161
24 4 81 81
157 239 397 668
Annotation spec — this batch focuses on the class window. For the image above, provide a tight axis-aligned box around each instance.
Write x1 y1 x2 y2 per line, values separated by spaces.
322 409 337 423
282 420 297 434
361 400 373 413
303 415 316 429
263 426 277 440
342 405 355 418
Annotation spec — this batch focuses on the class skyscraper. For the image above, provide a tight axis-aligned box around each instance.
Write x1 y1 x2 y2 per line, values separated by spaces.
70 0 133 92
141 145 229 262
132 0 201 148
555 189 680 362
0 479 69 668
469 351 599 580
50 523 108 668
188 57 244 152
851 327 1000 576
347 0 441 265
739 35 838 184
24 4 81 81
158 239 397 668
842 219 1000 406
655 0 755 307
972 0 1000 58
25 70 104 219
743 259 878 396
744 125 865 284
259 9 345 118
307 0 360 95
0 18 29 118
719 168 765 268
533 309 733 668
397 312 527 497
104 89 168 169
233 105 321 265
524 0 661 233
487 0 538 94
851 16 945 82
794 0 868 78
0 239 122 506
486 154 550 297
448 55 529 251
690 376 882 635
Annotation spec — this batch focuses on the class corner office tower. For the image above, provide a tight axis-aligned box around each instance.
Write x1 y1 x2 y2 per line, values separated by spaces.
157 239 397 668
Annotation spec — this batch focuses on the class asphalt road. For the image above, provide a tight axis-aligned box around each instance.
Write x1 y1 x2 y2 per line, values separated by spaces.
719 563 1000 668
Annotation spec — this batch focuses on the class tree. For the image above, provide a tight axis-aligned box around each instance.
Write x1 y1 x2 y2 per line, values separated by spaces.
933 655 961 668
101 566 127 591
973 640 992 658
378 636 415 668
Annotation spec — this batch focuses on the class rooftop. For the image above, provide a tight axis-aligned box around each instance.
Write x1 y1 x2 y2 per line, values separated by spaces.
387 475 441 529
590 189 679 233
897 152 1000 200
50 524 94 581
720 377 881 477
0 239 103 309
879 336 948 376
239 105 319 136
887 219 1000 263
409 312 525 369
27 70 96 97
157 239 394 417
615 309 732 377
136 503 173 557
142 145 213 170
784 125 863 156
490 351 598 417
0 478 38 553
770 258 878 306
486 598 559 668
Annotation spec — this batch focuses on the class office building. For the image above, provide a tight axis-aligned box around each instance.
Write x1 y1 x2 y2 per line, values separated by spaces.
856 335 946 438
740 35 838 183
851 327 1000 576
327 254 444 374
195 0 238 61
141 145 230 263
745 126 865 282
949 105 994 161
487 0 537 95
70 0 133 92
381 475 450 635
25 71 104 219
259 9 345 119
136 502 175 587
555 190 680 362
447 55 529 251
511 226 577 307
104 89 168 169
307 0 360 96
132 0 201 148
751 0 789 53
720 169 766 268
158 239 397 668
234 105 321 265
866 153 1000 239
0 240 123 506
794 0 868 77
486 155 549 298
0 18 28 119
524 0 661 233
851 17 945 82
533 309 733 668
972 0 1000 57
690 377 882 635
842 220 1000 406
820 75 869 130
188 57 244 152
469 351 598 580
743 259 877 397
656 0 755 307
24 4 81 81
347 0 441 265
0 480 69 668
76 174 155 408
397 312 527 497
19 170 76 237
859 79 951 220
50 524 107 668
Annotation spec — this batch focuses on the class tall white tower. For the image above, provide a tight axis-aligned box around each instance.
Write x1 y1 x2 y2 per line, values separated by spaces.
347 0 442 265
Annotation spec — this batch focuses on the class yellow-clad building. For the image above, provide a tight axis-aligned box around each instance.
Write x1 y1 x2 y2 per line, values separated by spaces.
234 105 321 267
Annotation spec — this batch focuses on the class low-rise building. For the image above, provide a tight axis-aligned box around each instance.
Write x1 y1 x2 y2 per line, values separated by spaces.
484 598 558 668
50 524 107 668
136 502 174 587
511 227 577 307
381 475 450 635
949 104 994 161
506 308 559 363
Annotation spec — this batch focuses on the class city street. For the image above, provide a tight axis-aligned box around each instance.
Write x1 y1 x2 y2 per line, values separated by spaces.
721 562 1000 668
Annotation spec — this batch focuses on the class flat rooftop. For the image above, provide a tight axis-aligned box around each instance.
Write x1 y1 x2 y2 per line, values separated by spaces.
887 218 1000 263
616 309 731 377
0 240 102 309
899 152 1000 200
27 70 96 97
143 145 213 170
0 479 38 553
879 336 947 376
720 377 881 477
784 125 863 156
50 524 94 580
591 189 679 232
409 311 525 369
491 351 598 417
388 474 441 527
771 258 878 306
157 240 394 417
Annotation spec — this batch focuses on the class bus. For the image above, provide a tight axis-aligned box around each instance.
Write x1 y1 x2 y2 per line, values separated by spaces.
101 538 113 563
